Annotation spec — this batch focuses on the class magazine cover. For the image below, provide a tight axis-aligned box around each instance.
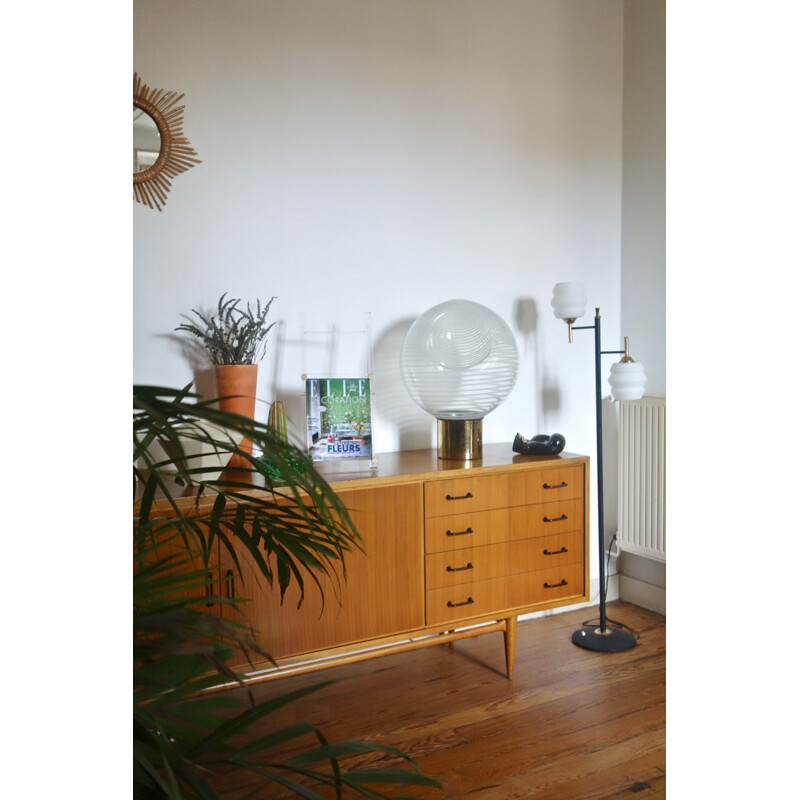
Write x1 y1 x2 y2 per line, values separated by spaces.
306 378 373 461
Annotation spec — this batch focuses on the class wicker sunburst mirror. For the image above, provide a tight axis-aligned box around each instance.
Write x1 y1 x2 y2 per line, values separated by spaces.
133 72 201 211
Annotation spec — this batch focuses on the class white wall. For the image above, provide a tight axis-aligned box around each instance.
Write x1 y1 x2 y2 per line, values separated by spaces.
615 0 666 608
621 0 665 394
134 0 642 575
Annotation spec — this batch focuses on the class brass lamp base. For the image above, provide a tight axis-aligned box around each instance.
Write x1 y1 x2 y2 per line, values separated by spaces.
437 419 482 461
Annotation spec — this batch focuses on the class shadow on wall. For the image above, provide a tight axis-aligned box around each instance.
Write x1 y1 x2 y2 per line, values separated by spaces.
261 317 433 453
157 320 215 375
372 318 434 452
264 319 313 449
600 396 619 540
512 297 561 433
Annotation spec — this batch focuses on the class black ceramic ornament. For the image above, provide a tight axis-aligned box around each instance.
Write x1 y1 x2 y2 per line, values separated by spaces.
512 432 566 456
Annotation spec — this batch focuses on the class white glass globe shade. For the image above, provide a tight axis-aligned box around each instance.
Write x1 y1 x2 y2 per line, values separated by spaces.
551 282 587 320
608 360 647 401
400 299 519 420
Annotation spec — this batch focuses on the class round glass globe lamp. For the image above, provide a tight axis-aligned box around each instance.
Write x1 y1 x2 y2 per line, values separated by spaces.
400 299 519 460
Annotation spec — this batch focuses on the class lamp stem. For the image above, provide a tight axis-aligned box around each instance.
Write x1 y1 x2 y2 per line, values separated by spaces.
570 306 636 651
593 309 607 634
622 336 633 362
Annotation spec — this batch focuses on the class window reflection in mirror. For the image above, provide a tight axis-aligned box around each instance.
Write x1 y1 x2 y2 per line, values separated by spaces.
133 105 161 172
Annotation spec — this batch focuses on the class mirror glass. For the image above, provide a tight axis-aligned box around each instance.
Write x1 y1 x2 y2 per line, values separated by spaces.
133 105 161 173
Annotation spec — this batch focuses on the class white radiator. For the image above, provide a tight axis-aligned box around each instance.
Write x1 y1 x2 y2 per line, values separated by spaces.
617 395 666 561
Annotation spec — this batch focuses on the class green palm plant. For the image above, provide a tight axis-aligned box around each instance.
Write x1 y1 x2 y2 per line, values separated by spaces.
134 385 441 799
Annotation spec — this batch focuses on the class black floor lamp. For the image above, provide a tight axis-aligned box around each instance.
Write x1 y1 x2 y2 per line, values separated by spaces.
550 282 647 653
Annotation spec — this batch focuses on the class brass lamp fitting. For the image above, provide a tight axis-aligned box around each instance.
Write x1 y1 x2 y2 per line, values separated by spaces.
620 336 635 363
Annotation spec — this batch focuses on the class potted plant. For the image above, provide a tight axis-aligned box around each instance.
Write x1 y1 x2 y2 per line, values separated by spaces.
175 293 276 462
134 384 441 799
175 293 276 367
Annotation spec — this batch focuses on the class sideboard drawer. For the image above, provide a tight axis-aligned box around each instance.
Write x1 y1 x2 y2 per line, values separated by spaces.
507 498 584 539
425 497 583 554
534 529 584 569
424 530 583 589
507 465 585 506
425 561 585 625
530 562 585 604
424 508 508 554
424 474 508 518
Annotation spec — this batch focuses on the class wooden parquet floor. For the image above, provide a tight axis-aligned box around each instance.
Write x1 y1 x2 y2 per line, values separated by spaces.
212 601 665 799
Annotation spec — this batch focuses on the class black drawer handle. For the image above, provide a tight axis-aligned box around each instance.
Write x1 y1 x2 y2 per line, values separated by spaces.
447 597 474 608
543 513 568 523
543 481 567 490
543 546 568 556
446 492 473 501
446 562 474 572
226 568 235 598
446 527 473 537
543 579 568 589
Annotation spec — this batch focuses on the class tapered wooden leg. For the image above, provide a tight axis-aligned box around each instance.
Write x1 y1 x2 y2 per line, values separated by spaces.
503 616 517 679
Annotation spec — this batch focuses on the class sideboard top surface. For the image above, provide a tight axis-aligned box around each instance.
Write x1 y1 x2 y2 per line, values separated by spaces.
318 444 588 490
141 443 588 512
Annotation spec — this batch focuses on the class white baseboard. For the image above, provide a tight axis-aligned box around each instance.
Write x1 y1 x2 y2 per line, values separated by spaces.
619 574 666 615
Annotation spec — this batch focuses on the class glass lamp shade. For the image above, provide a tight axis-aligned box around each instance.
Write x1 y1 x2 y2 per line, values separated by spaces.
608 360 647 401
551 282 587 321
400 299 519 423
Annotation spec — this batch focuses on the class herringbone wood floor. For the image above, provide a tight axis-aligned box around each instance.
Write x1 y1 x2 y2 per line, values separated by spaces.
213 601 665 798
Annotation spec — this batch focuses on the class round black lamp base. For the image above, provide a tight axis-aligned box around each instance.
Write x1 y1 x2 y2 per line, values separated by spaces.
572 625 637 653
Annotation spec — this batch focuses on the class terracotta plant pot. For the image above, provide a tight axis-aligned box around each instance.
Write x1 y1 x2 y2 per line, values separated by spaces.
195 364 258 468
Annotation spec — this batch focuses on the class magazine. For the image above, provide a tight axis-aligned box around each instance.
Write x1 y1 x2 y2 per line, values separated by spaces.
306 377 373 461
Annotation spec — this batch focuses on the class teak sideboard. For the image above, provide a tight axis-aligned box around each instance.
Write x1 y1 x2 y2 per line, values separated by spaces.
155 444 590 686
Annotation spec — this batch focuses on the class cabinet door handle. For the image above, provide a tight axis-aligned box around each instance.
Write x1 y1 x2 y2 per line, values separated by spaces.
543 546 568 556
205 571 214 606
446 527 473 537
226 568 235 598
445 492 473 501
543 481 567 489
446 562 474 572
543 579 568 589
447 597 474 608
543 513 568 522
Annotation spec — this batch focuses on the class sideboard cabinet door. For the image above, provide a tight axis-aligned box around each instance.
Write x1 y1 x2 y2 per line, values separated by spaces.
221 481 425 665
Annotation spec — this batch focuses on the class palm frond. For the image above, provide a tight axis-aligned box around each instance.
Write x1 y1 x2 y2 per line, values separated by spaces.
133 384 441 799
